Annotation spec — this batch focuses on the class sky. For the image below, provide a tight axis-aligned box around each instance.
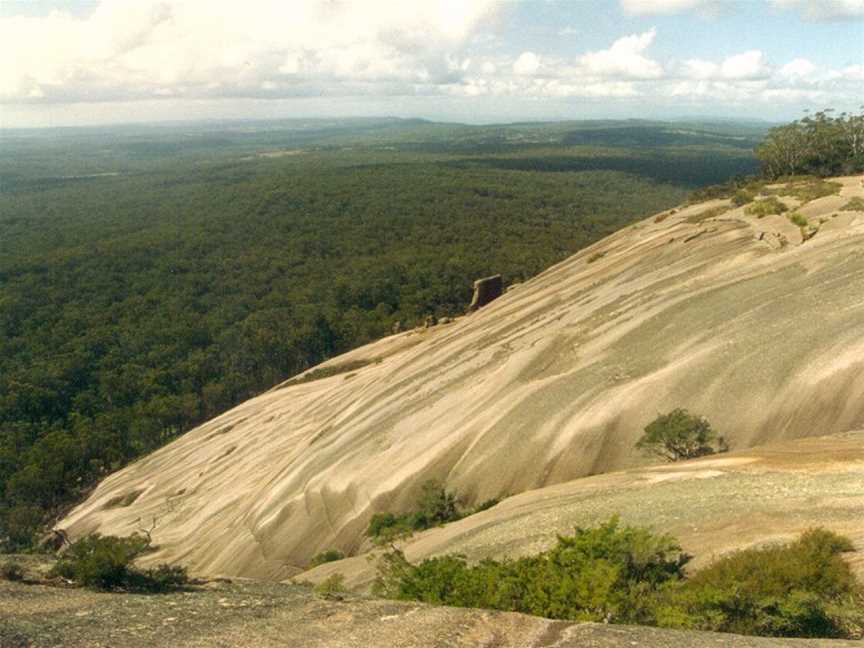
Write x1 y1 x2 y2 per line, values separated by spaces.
1 0 862 128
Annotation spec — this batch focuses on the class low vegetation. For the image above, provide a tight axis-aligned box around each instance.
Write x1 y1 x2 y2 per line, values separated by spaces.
50 533 189 592
373 517 687 623
788 212 809 227
732 188 756 206
367 480 464 543
313 573 347 600
842 196 864 212
771 179 842 202
1 560 25 582
374 519 863 639
745 196 789 218
366 481 501 543
657 529 863 638
635 409 727 462
309 549 345 568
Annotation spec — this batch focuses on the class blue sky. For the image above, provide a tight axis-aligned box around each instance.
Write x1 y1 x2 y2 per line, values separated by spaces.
1 0 862 128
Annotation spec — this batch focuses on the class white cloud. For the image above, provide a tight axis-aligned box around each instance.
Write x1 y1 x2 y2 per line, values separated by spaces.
577 28 664 79
682 59 719 79
720 50 769 79
681 50 769 80
2 5 861 123
619 0 725 15
840 64 864 79
513 52 541 75
768 0 864 21
779 58 818 79
0 0 500 103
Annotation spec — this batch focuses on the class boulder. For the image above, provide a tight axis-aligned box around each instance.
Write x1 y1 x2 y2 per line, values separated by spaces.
37 529 69 553
467 274 503 312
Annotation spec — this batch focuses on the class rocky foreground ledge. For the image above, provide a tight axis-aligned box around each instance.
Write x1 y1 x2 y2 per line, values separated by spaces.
0 574 858 648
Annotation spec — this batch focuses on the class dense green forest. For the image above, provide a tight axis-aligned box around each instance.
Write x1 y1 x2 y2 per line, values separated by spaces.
0 118 763 548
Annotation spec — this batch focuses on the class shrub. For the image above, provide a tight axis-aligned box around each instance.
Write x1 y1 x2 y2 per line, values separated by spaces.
472 497 501 514
373 517 689 624
413 480 461 528
367 512 414 543
137 563 189 592
732 188 757 206
842 197 864 212
309 549 345 568
654 529 863 638
635 409 727 462
367 480 464 542
50 533 188 592
783 180 842 203
314 573 347 600
1 561 25 582
788 212 808 227
374 522 862 639
745 196 788 218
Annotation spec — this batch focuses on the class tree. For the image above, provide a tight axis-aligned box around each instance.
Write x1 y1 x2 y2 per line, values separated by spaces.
412 480 461 529
635 409 727 462
755 108 864 179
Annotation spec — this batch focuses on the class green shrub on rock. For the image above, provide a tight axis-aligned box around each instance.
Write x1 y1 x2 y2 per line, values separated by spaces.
732 188 757 206
374 520 863 639
745 196 788 218
788 212 808 227
636 409 727 461
841 197 864 212
373 517 689 624
367 480 464 543
50 533 188 592
314 573 347 600
654 529 863 638
309 549 345 568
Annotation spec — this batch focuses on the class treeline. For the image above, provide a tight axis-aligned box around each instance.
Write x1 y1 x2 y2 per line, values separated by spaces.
756 109 864 178
0 127 758 549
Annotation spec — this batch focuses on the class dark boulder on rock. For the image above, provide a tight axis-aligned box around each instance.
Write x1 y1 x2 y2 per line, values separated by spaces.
467 274 503 312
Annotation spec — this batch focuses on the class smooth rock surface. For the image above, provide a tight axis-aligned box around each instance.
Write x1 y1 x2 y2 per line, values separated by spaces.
61 176 864 579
